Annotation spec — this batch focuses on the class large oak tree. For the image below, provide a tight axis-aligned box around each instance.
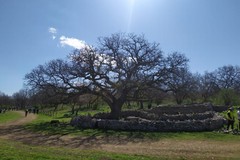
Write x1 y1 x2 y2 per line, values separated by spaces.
25 33 187 119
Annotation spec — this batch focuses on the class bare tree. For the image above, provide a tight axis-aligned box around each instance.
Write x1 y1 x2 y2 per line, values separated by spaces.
214 65 240 105
69 33 166 118
12 89 29 109
25 59 89 110
215 65 240 89
187 73 201 103
25 33 189 119
0 91 12 109
161 53 191 104
200 72 219 102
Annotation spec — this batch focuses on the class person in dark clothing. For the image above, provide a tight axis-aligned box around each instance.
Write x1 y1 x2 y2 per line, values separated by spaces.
25 109 28 117
36 109 39 114
227 107 235 131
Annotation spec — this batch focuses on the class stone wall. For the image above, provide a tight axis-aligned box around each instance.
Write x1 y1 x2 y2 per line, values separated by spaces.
71 103 225 132
97 115 224 132
71 114 224 132
148 103 213 115
70 115 97 129
212 105 229 112
121 110 214 121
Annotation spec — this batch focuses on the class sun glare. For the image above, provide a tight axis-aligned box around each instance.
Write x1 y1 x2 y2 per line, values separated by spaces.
127 0 136 32
129 0 136 6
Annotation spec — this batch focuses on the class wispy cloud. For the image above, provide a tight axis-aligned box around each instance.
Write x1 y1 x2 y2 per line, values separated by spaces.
48 27 57 34
48 27 57 40
59 36 87 49
48 27 88 49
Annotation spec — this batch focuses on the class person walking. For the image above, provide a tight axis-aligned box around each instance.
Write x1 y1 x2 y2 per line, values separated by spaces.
25 109 28 117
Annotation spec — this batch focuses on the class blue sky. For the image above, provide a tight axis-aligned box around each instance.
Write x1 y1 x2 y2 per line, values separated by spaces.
0 0 240 95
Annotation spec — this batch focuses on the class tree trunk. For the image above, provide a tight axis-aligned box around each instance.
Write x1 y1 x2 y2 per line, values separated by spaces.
109 100 124 119
176 96 183 104
75 106 80 116
109 106 121 119
71 105 75 115
140 100 144 109
175 93 184 104
202 94 208 102
127 101 131 108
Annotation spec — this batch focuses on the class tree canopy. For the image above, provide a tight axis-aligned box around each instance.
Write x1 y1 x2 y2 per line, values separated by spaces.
25 33 188 118
23 33 240 118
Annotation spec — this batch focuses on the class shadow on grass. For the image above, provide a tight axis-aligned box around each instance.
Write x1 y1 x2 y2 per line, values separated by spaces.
24 121 182 142
0 122 153 147
2 121 240 150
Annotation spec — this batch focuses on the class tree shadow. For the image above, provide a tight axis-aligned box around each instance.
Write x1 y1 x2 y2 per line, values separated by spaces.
0 122 162 149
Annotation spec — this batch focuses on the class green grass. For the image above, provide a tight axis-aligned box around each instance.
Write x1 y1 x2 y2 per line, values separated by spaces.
25 113 240 142
0 111 23 124
25 105 240 142
0 138 161 160
3 107 240 160
38 104 110 122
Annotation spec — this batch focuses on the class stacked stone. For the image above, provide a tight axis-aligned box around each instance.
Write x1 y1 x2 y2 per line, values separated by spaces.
71 103 225 132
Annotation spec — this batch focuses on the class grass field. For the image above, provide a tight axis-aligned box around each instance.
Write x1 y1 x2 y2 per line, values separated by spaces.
1 107 240 159
0 139 161 160
25 107 240 141
0 111 23 124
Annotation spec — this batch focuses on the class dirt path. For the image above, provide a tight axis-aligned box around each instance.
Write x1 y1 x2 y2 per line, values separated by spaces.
0 111 37 127
1 112 240 159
